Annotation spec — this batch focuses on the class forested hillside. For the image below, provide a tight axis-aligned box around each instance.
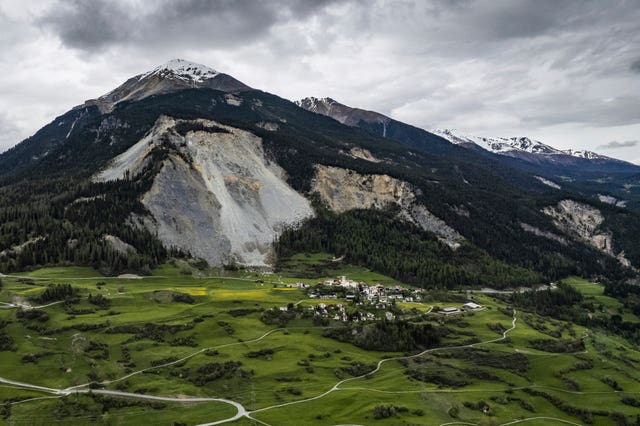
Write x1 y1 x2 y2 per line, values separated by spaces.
0 87 638 284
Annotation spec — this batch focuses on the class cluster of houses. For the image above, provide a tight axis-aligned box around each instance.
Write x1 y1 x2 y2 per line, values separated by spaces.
273 275 487 323
274 276 486 323
306 275 424 307
310 303 377 322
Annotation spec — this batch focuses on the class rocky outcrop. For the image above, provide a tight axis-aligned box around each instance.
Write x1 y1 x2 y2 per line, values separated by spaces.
543 199 630 266
0 236 45 257
311 165 463 248
519 223 568 245
312 165 416 212
104 235 137 254
96 116 313 266
347 147 382 163
598 194 627 208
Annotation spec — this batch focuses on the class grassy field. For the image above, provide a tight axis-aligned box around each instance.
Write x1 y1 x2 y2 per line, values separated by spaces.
0 266 639 425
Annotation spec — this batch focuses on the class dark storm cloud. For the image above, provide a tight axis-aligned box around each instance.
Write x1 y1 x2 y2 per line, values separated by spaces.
38 0 338 51
3 0 640 160
597 140 639 150
38 0 133 50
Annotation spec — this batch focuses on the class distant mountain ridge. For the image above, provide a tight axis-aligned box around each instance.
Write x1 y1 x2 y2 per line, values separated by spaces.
296 97 629 166
296 96 640 212
430 128 625 164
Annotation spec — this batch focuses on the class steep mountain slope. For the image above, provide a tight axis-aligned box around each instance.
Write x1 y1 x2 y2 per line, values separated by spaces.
297 97 640 213
95 116 313 266
0 61 638 285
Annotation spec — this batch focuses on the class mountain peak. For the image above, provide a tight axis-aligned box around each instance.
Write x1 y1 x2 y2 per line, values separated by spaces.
140 59 219 83
82 59 250 113
296 96 390 127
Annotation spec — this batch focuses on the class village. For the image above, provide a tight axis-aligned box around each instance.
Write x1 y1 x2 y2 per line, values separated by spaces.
276 275 484 323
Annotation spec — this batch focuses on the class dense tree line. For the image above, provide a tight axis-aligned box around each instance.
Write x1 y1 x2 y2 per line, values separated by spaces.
324 318 444 352
277 206 543 289
510 283 583 317
36 283 77 304
509 282 640 344
0 168 175 275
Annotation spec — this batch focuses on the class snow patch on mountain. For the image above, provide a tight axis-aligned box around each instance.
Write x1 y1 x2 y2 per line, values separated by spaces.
432 128 615 162
81 59 250 113
140 59 219 83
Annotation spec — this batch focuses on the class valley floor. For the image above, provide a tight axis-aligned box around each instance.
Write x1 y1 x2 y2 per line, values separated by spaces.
0 263 639 425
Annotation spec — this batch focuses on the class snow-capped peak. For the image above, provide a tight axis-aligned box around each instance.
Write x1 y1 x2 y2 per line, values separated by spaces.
295 97 337 110
432 128 615 161
141 59 219 83
430 128 560 155
562 149 607 160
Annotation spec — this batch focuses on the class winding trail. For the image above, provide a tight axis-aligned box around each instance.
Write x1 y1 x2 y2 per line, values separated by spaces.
0 300 64 310
63 328 285 392
497 417 583 426
0 310 516 425
0 274 167 281
247 309 517 421
0 307 607 426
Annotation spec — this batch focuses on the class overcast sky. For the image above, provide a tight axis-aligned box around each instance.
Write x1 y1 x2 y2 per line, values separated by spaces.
1 0 639 163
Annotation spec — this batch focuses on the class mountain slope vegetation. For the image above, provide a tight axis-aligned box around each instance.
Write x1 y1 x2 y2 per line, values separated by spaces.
0 65 638 288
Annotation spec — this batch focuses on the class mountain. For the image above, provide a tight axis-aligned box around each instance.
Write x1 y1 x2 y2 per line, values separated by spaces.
0 61 639 287
430 128 632 168
82 59 251 113
295 97 391 129
297 97 640 212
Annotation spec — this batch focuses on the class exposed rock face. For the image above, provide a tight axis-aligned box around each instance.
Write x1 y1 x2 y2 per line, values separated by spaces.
96 116 313 266
0 237 44 257
519 223 568 246
312 165 463 248
256 121 279 131
104 235 137 254
543 199 630 266
408 204 464 249
535 176 561 190
312 165 415 212
347 147 382 163
598 194 627 208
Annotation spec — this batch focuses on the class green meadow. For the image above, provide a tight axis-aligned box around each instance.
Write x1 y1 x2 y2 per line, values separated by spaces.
0 266 639 425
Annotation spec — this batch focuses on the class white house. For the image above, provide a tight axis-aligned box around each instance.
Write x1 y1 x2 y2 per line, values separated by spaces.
462 302 482 311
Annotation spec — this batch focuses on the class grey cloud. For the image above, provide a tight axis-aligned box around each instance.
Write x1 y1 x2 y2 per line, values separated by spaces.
597 140 639 150
2 0 640 157
37 0 338 51
0 112 22 153
38 0 133 50
517 95 640 128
